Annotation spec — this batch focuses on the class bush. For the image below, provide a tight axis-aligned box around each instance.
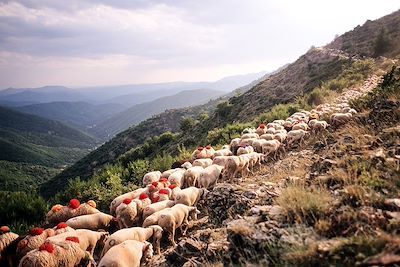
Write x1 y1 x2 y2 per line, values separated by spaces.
275 186 332 224
0 191 48 231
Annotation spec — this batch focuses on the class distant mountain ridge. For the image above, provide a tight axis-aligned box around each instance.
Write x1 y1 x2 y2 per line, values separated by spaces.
92 89 225 139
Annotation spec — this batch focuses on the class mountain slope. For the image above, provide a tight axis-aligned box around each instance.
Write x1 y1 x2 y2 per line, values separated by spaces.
92 89 225 139
0 107 96 191
14 101 126 136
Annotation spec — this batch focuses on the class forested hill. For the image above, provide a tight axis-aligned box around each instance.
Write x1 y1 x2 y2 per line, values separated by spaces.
0 106 96 191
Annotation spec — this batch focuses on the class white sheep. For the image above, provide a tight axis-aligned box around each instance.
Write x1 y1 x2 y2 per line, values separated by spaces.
255 124 267 136
66 212 118 231
292 121 309 131
168 169 186 188
241 133 259 140
286 129 310 147
230 138 241 154
274 132 287 143
204 145 215 158
157 204 199 246
98 240 153 267
251 139 268 153
237 145 254 155
101 226 163 257
183 166 204 188
260 133 275 140
261 139 283 160
192 158 213 168
18 237 90 267
46 229 108 258
223 156 249 181
115 199 139 229
16 228 55 257
142 200 175 221
142 171 162 186
0 226 19 256
330 112 353 126
197 164 224 188
44 201 100 226
174 187 208 206
212 155 231 167
52 223 75 235
110 188 147 216
161 168 183 178
191 147 207 160
213 148 233 157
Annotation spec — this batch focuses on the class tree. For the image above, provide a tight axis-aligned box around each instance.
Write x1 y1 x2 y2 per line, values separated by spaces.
373 28 391 57
180 117 197 132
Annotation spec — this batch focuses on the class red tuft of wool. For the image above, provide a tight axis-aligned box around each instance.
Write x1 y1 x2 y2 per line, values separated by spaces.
149 185 156 191
205 145 212 149
259 124 266 129
159 178 168 183
139 193 149 200
123 198 132 205
56 223 68 229
159 189 169 195
169 184 178 189
30 228 44 236
197 146 204 151
39 242 55 253
151 181 159 187
151 196 159 203
69 199 80 209
0 226 10 233
66 236 80 243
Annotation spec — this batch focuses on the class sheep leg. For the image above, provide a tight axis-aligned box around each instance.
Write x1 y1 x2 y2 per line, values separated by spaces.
171 224 177 246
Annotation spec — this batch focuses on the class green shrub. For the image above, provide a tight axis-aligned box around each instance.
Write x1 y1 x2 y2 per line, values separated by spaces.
0 191 48 231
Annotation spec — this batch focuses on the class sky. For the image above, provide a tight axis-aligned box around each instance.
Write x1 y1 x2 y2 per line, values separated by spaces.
0 0 399 88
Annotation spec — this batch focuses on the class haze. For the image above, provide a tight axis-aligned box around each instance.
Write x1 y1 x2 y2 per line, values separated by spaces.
0 0 399 88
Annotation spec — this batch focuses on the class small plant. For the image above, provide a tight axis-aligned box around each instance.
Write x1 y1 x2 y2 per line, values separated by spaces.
275 186 332 224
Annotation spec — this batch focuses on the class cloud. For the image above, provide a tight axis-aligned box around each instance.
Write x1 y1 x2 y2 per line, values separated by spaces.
0 0 399 87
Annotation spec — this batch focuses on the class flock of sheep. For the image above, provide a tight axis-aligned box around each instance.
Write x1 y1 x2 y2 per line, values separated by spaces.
0 76 378 267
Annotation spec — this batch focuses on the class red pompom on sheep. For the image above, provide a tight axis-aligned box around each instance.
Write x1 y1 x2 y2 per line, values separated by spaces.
139 193 149 200
0 226 10 234
159 189 170 195
197 146 204 151
30 228 44 236
168 184 178 190
69 199 80 209
39 242 55 253
259 124 266 129
56 223 68 229
123 198 132 205
66 236 80 243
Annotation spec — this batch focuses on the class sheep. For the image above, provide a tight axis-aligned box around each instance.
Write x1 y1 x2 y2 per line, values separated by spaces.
168 184 182 200
274 132 287 143
0 226 19 256
239 138 258 147
292 121 309 131
330 112 353 126
143 171 162 186
110 188 147 216
286 129 310 147
142 200 175 221
44 201 100 226
180 161 193 169
223 156 250 181
260 133 275 140
183 166 204 188
142 208 168 228
310 120 329 132
237 145 254 155
16 228 55 257
212 155 231 167
98 240 153 267
204 145 215 158
191 146 207 160
156 189 171 202
115 199 139 229
18 237 91 267
243 152 264 171
261 139 283 160
174 187 208 206
161 168 183 179
213 148 233 157
53 223 75 235
197 165 224 188
66 212 118 232
273 119 286 126
255 124 267 136
241 127 256 134
230 138 241 154
252 139 268 153
157 204 199 246
168 169 186 188
101 226 163 256
266 127 276 134
192 158 213 168
46 229 108 258
241 133 259 140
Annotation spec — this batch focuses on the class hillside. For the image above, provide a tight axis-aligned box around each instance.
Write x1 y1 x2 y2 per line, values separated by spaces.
14 101 126 137
0 107 96 191
92 89 225 139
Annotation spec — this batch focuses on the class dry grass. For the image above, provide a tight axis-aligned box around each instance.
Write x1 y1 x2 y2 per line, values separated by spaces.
275 185 333 224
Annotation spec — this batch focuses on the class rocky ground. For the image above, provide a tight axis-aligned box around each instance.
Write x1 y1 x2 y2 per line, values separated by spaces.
146 72 400 267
